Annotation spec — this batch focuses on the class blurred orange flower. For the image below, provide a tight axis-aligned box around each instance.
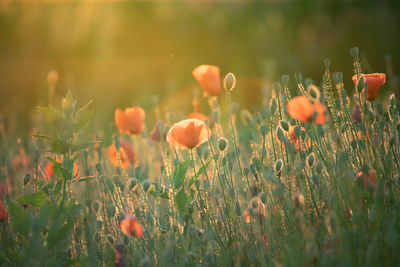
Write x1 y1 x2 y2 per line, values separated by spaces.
352 73 386 101
187 112 212 124
149 120 165 142
287 96 327 124
115 107 145 134
355 169 377 191
192 65 221 97
243 209 251 223
166 119 211 150
106 139 136 170
121 214 144 237
44 160 80 183
0 199 6 221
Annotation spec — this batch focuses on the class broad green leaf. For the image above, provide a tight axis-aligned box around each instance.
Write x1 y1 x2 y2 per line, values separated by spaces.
16 191 47 207
172 159 190 190
175 189 188 213
52 139 69 154
8 200 30 236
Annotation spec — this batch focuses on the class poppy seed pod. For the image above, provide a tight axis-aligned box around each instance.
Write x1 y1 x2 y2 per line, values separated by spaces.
23 173 31 185
275 159 283 173
276 126 285 142
92 200 101 213
130 177 138 189
323 58 331 70
350 47 359 59
47 69 59 86
223 72 236 92
217 137 228 152
282 75 290 86
260 125 267 136
280 120 289 131
142 179 151 192
307 153 315 168
295 72 303 84
270 98 278 115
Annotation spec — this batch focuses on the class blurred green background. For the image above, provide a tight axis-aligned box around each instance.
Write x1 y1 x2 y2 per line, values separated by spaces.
0 0 399 129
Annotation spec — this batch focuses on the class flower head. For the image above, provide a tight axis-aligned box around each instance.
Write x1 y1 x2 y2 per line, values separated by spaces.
352 73 386 101
120 214 144 237
149 120 165 142
187 112 212 124
44 159 80 183
115 107 145 135
106 139 135 170
192 65 221 97
0 199 6 221
287 96 327 124
166 119 211 150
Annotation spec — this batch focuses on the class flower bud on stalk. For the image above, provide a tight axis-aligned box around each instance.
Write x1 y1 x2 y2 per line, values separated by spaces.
223 72 236 92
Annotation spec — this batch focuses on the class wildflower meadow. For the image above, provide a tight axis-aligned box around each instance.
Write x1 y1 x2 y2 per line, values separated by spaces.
1 2 400 267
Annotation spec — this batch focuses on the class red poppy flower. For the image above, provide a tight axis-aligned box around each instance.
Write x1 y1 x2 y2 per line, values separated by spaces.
166 119 211 150
115 107 145 134
44 159 80 183
0 199 6 221
192 65 221 97
120 214 144 237
355 169 377 191
106 139 136 170
187 112 212 124
352 73 386 101
149 120 165 142
287 96 327 124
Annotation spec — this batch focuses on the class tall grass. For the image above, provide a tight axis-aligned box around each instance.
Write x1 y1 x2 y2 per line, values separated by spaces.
0 48 400 266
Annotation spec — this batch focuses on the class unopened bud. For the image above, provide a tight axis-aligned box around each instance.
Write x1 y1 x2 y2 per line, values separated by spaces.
142 179 151 192
217 137 228 152
280 120 289 131
350 47 359 59
223 72 236 92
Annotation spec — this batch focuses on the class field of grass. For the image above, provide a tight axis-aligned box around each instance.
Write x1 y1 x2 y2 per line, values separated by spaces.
0 45 399 266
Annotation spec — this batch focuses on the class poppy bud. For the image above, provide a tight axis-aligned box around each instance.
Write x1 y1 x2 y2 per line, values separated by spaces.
389 94 396 107
280 120 289 131
251 185 259 197
275 159 283 173
294 125 301 138
130 177 138 189
107 234 115 245
316 162 323 175
295 72 303 84
107 205 116 217
92 200 101 213
270 98 278 115
356 76 365 93
255 113 262 125
235 202 241 216
217 137 228 152
282 75 290 86
142 179 151 192
276 126 284 142
47 69 59 86
273 82 282 94
223 72 236 92
307 153 315 168
350 47 359 59
23 173 31 185
323 58 331 70
259 125 267 136
260 192 267 204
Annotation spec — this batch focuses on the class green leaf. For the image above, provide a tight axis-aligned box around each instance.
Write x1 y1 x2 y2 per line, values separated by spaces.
175 189 188 213
47 221 74 248
75 99 93 120
16 191 47 207
52 139 69 154
8 200 30 236
71 141 97 153
172 159 190 190
37 106 60 118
